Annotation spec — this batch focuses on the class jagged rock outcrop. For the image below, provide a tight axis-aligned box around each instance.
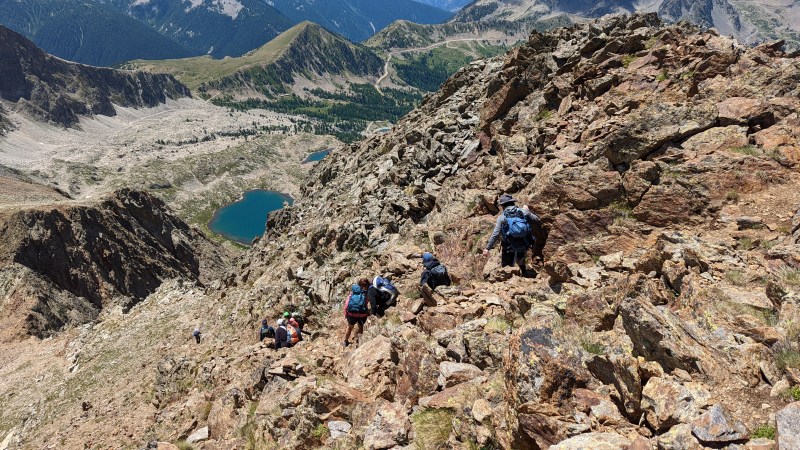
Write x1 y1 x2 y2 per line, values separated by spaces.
0 25 189 127
5 13 800 450
0 190 227 341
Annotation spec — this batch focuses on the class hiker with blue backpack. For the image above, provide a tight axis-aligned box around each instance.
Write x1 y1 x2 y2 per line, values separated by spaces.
420 252 451 290
368 276 399 318
483 194 542 275
343 278 371 347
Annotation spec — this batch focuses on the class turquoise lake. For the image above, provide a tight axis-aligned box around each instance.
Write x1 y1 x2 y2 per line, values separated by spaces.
209 190 293 245
302 149 331 163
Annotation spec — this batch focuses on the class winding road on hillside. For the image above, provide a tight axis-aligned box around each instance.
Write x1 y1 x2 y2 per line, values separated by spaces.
374 37 493 92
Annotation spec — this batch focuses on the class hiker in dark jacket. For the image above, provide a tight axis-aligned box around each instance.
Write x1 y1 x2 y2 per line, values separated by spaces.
259 319 275 342
343 278 370 347
274 318 293 349
483 194 542 273
420 252 451 290
368 276 398 317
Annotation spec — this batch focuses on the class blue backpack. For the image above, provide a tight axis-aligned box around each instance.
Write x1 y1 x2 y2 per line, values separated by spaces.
348 285 367 313
504 207 531 240
431 264 447 279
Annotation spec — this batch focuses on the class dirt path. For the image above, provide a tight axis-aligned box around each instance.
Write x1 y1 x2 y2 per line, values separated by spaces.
375 38 489 91
375 55 392 93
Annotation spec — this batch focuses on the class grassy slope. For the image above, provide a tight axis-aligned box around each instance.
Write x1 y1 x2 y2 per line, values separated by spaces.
121 21 310 90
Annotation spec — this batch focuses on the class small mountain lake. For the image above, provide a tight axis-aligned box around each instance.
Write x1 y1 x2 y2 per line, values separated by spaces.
302 149 331 163
209 190 293 245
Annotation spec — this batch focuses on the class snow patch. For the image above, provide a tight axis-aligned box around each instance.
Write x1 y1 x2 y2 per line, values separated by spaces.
209 0 244 19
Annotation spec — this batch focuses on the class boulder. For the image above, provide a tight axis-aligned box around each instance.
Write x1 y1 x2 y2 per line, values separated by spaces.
585 354 642 419
777 402 800 450
691 404 748 444
641 377 709 431
186 426 209 444
328 421 352 440
341 335 397 396
437 361 483 388
472 399 493 423
657 423 703 450
363 401 411 450
548 432 632 449
747 438 778 450
620 297 719 376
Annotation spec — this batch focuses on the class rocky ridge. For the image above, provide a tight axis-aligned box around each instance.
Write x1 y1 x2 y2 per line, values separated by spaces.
0 25 190 127
0 189 228 342
3 13 800 450
453 0 800 49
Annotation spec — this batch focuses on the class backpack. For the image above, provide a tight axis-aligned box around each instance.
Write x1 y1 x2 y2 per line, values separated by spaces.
287 325 300 344
261 325 275 339
503 208 531 240
347 285 368 314
431 264 448 279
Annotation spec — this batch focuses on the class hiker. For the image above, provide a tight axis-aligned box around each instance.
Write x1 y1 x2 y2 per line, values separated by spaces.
275 318 296 349
368 276 399 317
483 194 542 274
259 319 275 342
192 328 202 344
420 252 451 290
289 313 303 334
343 278 370 347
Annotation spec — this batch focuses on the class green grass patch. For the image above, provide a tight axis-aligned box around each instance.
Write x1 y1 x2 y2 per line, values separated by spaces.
775 346 800 372
535 109 553 121
621 54 637 68
786 385 800 402
736 237 755 251
751 424 776 440
580 340 606 355
656 69 669 82
731 145 760 156
312 423 329 440
781 269 800 287
412 408 455 450
725 270 747 286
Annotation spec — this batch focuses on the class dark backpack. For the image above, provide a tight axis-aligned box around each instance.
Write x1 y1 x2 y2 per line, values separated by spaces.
260 325 275 339
348 285 368 314
431 264 448 279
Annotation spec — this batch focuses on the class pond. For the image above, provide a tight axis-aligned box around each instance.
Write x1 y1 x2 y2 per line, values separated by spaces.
302 149 331 163
208 190 293 245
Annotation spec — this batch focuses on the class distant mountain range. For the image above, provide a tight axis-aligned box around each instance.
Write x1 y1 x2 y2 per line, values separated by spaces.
265 0 453 42
0 0 197 66
0 0 454 67
414 0 474 11
453 0 800 48
0 25 189 127
97 0 295 58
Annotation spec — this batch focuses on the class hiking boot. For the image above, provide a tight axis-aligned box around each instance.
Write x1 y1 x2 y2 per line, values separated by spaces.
342 340 350 347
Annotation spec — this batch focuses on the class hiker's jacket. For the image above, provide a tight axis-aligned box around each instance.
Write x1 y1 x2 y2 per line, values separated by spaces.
420 258 451 289
275 326 292 349
486 206 542 250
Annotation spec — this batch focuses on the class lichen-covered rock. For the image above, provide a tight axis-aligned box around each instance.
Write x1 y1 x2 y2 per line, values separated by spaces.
691 404 748 444
777 402 800 450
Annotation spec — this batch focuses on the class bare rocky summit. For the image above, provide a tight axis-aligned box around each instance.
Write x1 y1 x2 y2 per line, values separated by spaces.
3 13 800 450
